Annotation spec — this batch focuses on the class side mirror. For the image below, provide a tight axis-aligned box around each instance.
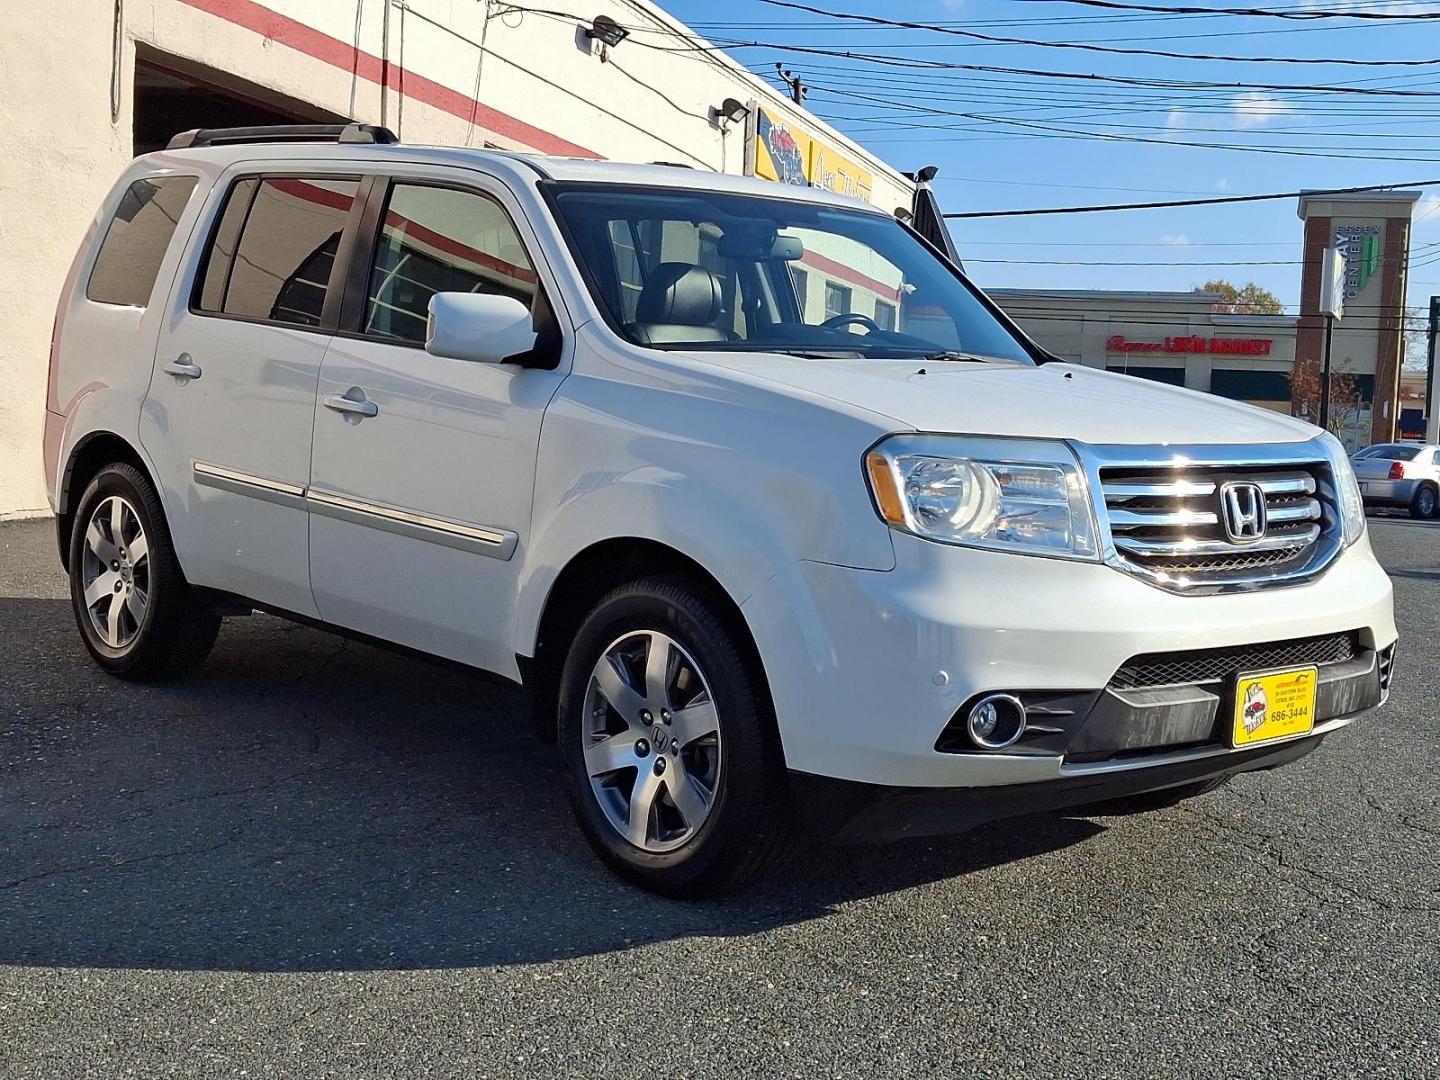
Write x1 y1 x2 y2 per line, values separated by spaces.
425 292 538 364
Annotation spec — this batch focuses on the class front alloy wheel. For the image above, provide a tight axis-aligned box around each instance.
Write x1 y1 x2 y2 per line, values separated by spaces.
558 576 793 896
583 630 722 852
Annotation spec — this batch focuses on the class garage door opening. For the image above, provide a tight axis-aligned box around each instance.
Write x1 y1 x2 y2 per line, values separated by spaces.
133 52 350 155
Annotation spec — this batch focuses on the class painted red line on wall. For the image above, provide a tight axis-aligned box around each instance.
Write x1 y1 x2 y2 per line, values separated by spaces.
174 0 600 159
799 250 901 303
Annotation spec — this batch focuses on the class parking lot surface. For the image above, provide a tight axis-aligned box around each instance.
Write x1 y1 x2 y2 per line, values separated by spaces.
1 516 1436 1078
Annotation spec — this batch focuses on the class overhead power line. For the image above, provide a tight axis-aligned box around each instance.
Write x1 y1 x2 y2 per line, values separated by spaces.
1026 0 1440 19
942 178 1440 218
755 0 1440 66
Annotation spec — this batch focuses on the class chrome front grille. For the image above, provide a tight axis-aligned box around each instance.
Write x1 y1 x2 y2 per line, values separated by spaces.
1092 452 1343 592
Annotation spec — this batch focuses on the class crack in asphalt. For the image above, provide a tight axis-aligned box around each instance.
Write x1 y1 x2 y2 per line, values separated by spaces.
1 832 244 891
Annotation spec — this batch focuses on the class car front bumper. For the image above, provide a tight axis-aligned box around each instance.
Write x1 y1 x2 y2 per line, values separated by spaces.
1357 477 1418 506
742 529 1397 789
791 728 1330 843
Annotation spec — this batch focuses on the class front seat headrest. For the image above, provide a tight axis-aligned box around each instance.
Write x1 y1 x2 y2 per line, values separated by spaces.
636 263 724 326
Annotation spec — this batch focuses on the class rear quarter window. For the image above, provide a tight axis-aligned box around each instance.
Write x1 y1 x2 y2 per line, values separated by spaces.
194 176 359 327
86 176 198 308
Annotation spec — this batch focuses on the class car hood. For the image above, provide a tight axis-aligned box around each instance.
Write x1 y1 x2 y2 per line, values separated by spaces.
682 353 1320 446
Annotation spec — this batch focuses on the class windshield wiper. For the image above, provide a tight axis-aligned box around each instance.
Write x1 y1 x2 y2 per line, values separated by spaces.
767 348 867 359
917 350 994 364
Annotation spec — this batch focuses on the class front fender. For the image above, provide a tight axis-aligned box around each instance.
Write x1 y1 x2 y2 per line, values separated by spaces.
514 351 899 655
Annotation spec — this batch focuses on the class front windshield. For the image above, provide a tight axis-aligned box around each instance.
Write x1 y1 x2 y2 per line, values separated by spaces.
547 184 1035 363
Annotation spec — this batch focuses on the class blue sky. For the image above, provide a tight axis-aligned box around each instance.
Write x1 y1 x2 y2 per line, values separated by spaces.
660 0 1440 323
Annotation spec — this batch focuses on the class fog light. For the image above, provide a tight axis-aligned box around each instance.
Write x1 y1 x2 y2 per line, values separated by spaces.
966 693 1027 750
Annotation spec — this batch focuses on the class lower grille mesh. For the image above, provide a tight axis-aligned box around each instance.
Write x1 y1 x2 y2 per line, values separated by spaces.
1111 631 1360 690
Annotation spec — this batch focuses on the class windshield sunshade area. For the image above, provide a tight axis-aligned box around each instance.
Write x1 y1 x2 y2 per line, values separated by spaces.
546 184 1035 364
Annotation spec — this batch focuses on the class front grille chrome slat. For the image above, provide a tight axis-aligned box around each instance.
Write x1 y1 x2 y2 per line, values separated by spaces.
1108 507 1220 530
1104 479 1217 499
1267 498 1321 523
1113 525 1320 557
1087 447 1342 593
1256 474 1317 495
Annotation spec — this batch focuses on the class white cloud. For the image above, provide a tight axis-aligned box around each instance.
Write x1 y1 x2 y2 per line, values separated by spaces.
1217 178 1231 191
1232 92 1292 128
1160 233 1192 246
1416 192 1440 231
1165 108 1188 129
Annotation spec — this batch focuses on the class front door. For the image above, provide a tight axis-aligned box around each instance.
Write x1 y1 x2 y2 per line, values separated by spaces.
306 174 568 676
143 169 363 616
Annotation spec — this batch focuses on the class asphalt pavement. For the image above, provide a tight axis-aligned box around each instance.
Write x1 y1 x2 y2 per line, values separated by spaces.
1 515 1436 1078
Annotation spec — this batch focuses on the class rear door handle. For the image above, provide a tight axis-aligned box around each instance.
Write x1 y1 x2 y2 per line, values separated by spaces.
323 393 379 418
162 356 202 380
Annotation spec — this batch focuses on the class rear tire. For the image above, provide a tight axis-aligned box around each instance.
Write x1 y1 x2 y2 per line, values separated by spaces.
1410 483 1437 520
68 464 220 680
557 575 794 896
1089 775 1230 816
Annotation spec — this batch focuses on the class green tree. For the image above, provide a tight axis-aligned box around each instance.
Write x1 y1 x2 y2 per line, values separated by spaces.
1198 279 1285 316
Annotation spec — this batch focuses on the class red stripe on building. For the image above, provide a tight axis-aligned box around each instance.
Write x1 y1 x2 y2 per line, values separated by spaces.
175 0 600 159
799 250 901 303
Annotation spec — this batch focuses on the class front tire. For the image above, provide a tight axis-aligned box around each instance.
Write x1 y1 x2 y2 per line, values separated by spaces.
557 575 793 896
68 464 220 680
1410 483 1437 520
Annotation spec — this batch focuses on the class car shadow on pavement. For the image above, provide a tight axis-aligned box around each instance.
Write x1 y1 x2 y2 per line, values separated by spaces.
0 596 1102 973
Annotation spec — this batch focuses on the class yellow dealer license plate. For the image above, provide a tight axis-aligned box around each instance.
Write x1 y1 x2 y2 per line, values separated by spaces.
1232 666 1318 747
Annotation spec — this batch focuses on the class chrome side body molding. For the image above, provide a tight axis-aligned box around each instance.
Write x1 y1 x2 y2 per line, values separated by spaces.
191 463 517 560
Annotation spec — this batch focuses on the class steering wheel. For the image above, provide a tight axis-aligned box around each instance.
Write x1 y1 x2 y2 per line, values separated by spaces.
819 312 882 334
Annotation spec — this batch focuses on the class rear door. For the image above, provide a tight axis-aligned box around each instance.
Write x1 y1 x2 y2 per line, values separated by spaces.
143 168 365 615
305 168 570 675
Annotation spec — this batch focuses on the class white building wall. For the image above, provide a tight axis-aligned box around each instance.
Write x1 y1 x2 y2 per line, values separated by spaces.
0 0 915 517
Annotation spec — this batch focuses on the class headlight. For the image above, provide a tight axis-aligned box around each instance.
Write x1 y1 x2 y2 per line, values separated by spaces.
1318 432 1366 546
865 435 1098 559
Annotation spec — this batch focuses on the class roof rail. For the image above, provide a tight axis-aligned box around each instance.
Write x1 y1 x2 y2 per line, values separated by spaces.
166 123 399 150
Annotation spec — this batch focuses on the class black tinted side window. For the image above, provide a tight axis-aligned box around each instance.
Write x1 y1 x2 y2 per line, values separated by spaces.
87 176 198 307
197 178 258 312
363 184 536 344
198 177 358 327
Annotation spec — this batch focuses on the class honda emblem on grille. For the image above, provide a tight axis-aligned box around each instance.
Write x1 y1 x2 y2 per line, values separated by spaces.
1220 481 1267 542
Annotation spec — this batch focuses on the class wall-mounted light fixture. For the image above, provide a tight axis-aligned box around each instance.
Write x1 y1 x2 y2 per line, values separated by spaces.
714 98 749 126
587 15 629 48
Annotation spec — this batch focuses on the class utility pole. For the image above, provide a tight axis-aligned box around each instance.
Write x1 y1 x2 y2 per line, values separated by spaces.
1426 295 1440 443
1320 313 1334 432
1318 247 1345 434
775 64 807 105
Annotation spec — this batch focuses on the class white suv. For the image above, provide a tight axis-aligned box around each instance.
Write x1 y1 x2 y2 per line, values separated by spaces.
44 125 1396 894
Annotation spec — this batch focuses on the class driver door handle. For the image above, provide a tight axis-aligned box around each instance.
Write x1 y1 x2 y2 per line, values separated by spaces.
323 394 380 418
162 356 202 380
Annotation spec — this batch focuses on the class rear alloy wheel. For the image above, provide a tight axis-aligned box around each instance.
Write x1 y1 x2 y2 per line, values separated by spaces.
1410 484 1437 520
558 576 793 896
68 464 220 680
79 495 151 651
